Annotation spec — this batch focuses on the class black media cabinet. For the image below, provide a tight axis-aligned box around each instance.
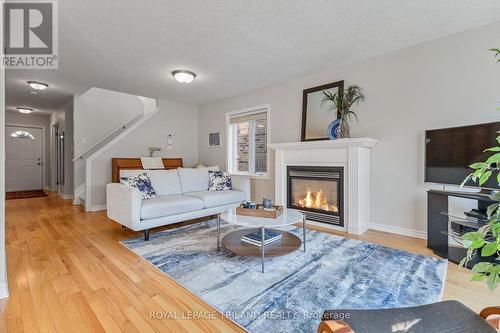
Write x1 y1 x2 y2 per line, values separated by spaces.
427 189 494 265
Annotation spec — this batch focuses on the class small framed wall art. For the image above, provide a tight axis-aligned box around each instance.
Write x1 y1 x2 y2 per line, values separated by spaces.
208 131 222 148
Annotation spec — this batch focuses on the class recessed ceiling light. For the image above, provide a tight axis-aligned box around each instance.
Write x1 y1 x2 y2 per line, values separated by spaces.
172 70 196 83
17 107 34 114
27 81 49 90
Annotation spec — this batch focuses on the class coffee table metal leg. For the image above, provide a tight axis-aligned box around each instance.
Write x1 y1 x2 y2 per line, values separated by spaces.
261 226 265 273
217 213 221 250
303 215 306 252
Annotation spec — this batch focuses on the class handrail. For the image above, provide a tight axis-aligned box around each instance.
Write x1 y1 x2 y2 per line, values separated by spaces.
73 111 145 161
83 107 159 211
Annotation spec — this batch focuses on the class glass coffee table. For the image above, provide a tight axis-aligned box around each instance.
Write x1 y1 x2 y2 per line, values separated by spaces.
218 208 306 273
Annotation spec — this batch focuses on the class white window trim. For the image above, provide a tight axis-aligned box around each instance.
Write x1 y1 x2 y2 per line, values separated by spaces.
226 104 271 179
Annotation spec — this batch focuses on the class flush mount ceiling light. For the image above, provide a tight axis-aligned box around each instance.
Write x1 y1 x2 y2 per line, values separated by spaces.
27 81 49 90
172 70 196 83
17 107 34 114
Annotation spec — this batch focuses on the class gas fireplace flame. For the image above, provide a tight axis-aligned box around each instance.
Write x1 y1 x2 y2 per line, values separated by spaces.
295 189 338 212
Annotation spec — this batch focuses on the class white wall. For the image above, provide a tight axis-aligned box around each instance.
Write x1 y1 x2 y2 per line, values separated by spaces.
90 98 199 208
0 1 8 299
6 111 51 189
198 22 500 236
73 87 147 157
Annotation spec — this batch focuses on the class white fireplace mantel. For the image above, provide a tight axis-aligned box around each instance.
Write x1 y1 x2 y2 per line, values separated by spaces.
269 138 377 150
269 138 377 235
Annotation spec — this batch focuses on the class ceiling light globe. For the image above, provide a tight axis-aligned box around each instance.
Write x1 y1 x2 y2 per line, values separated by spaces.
27 81 49 90
17 107 34 114
172 70 196 83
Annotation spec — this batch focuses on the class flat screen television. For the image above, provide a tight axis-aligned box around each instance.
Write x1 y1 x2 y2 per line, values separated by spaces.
425 121 500 190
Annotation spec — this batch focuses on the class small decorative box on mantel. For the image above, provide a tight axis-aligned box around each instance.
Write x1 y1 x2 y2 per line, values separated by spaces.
236 204 284 219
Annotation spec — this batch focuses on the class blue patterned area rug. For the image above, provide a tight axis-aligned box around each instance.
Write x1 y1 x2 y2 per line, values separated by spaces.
121 220 447 333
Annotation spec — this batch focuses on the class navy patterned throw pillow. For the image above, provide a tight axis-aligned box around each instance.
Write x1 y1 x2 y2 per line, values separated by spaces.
208 171 232 191
120 173 157 199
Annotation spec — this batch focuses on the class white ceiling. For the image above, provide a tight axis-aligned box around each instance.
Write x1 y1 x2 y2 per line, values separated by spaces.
6 0 500 114
6 71 76 115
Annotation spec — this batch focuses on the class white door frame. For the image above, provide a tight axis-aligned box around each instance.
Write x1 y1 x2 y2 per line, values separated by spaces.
6 123 47 191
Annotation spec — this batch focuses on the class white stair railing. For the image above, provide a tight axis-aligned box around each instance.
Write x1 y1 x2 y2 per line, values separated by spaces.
72 89 158 211
73 112 144 161
83 107 159 211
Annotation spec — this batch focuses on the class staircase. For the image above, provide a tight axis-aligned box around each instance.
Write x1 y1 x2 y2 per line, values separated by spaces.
73 112 144 161
73 183 86 206
72 88 158 211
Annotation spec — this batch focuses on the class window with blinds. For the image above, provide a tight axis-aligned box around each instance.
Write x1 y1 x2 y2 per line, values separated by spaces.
227 106 269 176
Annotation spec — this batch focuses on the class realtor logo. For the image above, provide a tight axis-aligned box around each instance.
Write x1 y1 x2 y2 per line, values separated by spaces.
2 1 58 69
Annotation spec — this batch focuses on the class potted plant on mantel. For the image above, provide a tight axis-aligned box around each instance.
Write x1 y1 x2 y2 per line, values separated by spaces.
459 48 500 291
322 85 365 138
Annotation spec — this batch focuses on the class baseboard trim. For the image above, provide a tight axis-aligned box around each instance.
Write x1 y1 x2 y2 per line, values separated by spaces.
0 282 9 299
370 223 426 240
89 204 106 212
58 192 74 200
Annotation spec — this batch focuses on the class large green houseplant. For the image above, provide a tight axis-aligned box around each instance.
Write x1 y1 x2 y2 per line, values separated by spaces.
459 48 500 291
322 85 365 138
460 132 500 291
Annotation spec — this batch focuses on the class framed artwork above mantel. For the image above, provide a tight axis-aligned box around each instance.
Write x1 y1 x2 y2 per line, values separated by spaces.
301 80 344 141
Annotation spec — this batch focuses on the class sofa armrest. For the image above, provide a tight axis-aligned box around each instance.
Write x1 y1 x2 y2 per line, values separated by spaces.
231 175 251 201
106 183 142 230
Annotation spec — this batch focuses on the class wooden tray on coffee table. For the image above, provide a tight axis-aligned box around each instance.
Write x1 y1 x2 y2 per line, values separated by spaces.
236 204 283 219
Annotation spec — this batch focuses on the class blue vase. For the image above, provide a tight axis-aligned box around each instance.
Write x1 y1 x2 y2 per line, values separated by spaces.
327 119 342 140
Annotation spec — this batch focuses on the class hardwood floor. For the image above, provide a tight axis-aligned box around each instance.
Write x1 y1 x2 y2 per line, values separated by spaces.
0 193 498 332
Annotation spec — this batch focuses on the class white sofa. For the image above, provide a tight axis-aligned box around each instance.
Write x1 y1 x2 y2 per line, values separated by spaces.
106 167 250 240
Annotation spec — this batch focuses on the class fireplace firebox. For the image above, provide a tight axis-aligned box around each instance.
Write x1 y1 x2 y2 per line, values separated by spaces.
287 166 343 226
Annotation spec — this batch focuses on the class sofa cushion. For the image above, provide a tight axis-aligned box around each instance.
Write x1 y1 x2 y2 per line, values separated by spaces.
140 195 204 220
208 171 232 191
120 169 182 196
185 190 245 208
177 166 219 193
120 169 152 180
120 173 157 199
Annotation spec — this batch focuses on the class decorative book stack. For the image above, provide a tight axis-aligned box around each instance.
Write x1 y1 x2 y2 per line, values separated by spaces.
241 230 282 247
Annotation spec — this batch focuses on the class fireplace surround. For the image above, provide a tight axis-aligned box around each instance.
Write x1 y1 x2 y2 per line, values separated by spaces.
270 138 377 234
287 166 344 226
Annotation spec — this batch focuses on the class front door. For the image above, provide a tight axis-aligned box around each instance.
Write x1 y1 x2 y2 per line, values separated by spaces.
6 126 43 191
